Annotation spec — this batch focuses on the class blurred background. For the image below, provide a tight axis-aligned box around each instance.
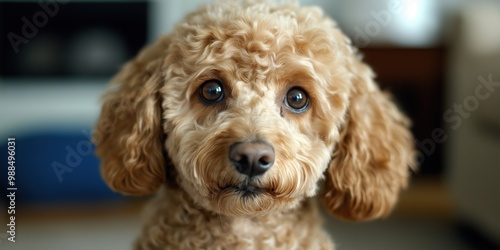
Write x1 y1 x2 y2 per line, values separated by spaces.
1 0 499 249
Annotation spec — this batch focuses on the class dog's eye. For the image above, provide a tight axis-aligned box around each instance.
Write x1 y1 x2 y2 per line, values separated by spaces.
285 87 309 113
199 80 224 104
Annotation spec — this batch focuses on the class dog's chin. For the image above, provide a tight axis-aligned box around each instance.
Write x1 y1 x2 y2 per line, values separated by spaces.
207 185 299 217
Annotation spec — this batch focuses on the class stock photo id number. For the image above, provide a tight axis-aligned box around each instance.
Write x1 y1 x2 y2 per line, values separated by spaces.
6 138 17 243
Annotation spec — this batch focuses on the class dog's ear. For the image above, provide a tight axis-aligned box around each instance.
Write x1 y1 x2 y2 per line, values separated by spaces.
322 58 416 221
93 36 171 195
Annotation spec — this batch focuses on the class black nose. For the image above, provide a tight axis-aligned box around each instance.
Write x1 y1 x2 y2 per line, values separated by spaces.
229 141 275 178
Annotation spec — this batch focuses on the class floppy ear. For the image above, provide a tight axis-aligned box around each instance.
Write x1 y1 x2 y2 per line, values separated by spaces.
93 36 171 195
322 59 416 221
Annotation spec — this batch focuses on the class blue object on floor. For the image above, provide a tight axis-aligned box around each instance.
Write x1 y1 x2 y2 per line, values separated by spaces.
0 129 123 204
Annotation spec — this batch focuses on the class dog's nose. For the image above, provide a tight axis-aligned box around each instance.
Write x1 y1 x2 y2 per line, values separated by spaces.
229 141 275 178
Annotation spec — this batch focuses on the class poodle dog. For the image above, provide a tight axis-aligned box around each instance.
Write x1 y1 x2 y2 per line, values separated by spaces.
93 1 415 249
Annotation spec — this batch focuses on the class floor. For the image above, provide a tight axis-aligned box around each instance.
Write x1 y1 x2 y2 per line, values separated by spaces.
326 216 475 250
1 178 497 250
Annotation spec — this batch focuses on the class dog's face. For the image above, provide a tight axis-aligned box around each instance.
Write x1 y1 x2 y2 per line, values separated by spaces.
95 1 415 220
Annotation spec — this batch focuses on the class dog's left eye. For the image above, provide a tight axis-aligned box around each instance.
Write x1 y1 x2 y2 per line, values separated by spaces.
199 80 224 104
285 87 309 113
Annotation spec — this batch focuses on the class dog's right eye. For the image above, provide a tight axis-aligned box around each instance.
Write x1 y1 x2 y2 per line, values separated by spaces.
199 80 224 104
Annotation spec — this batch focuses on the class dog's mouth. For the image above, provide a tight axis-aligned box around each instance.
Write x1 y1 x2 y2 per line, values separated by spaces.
235 185 263 197
211 181 299 216
220 184 267 198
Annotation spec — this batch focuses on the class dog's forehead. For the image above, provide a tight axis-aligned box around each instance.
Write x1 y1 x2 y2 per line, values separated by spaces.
174 3 341 78
183 13 339 89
